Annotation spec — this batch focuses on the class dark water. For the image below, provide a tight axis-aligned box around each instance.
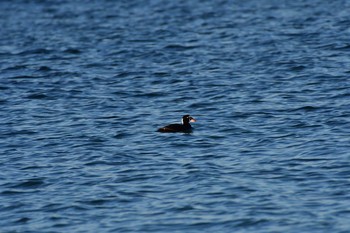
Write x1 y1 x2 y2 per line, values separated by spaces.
1 0 350 232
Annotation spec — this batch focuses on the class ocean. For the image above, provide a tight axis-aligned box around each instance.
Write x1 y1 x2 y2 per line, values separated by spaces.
1 0 350 232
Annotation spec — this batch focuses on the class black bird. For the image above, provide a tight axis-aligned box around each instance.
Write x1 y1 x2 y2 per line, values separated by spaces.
157 115 196 133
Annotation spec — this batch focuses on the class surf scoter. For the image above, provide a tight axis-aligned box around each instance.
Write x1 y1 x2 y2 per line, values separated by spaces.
157 115 196 133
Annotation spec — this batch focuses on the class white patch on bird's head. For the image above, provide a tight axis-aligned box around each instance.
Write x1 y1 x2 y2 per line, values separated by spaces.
181 115 196 124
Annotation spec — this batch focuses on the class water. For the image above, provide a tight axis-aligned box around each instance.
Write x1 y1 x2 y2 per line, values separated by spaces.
1 0 350 232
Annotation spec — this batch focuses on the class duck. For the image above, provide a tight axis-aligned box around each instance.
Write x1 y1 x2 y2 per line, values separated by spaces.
157 115 196 133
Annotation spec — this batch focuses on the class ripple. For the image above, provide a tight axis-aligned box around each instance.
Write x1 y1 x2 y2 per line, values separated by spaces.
1 190 38 195
14 217 31 224
8 75 39 79
19 48 53 55
26 93 50 100
37 66 52 71
63 48 81 54
164 44 199 51
15 180 45 189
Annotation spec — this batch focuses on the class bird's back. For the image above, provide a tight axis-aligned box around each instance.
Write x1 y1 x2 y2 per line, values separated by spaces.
157 123 191 133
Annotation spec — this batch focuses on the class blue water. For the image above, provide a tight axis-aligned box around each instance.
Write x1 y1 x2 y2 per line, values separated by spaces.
1 0 350 232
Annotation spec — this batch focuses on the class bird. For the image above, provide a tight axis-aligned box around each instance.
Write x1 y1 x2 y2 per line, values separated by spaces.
157 115 196 133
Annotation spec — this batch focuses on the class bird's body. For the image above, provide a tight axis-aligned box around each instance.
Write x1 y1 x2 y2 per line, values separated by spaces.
157 115 196 133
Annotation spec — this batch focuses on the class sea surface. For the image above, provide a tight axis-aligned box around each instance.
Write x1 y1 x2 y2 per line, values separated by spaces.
1 0 350 232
